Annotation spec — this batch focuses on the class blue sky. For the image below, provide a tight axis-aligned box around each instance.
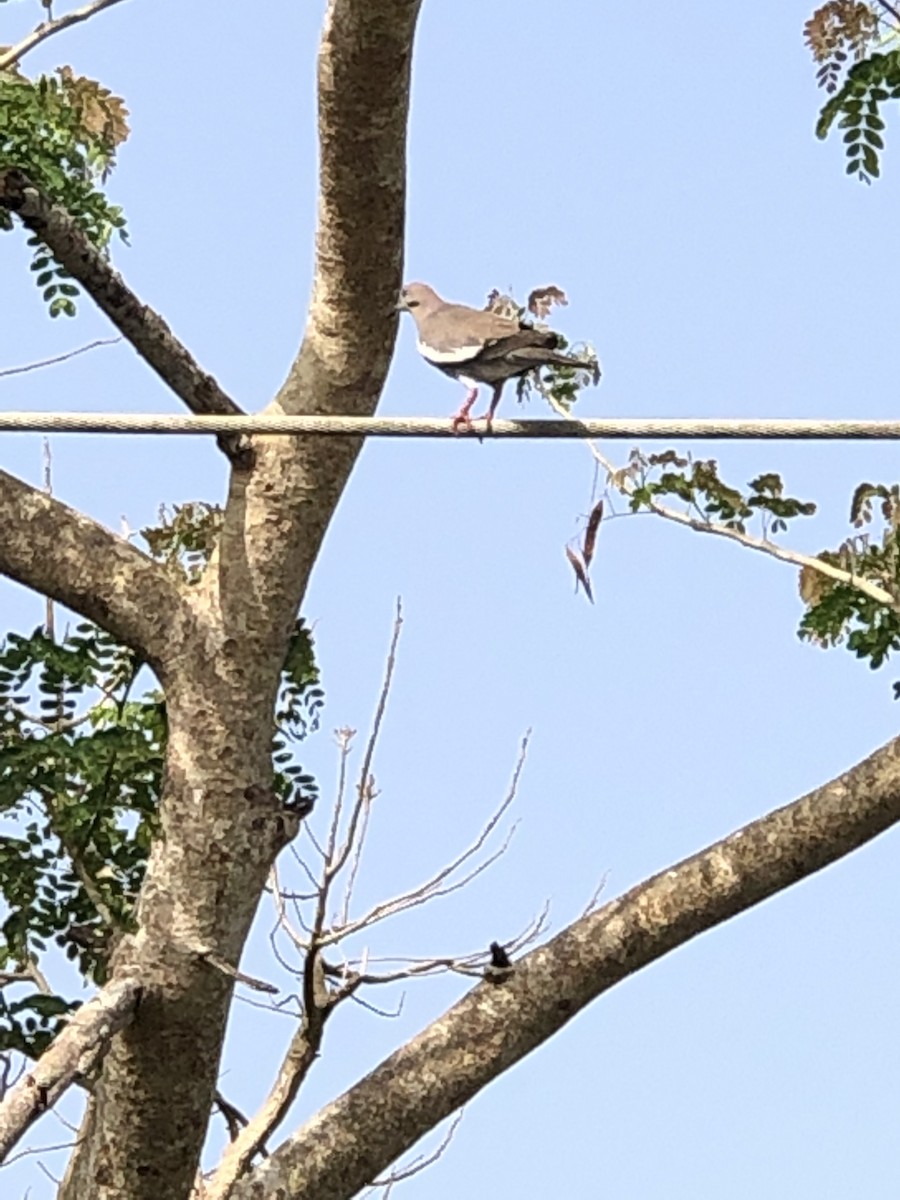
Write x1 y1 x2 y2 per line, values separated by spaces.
3 0 900 1196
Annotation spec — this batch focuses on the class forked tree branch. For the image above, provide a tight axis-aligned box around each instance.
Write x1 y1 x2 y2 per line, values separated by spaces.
0 0 129 72
231 731 900 1200
0 468 183 666
213 0 423 649
0 974 142 1163
0 170 249 464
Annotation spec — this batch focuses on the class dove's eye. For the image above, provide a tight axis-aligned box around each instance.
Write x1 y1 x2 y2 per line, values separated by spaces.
405 298 419 308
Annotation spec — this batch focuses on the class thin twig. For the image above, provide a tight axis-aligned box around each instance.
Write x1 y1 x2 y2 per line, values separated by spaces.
369 1111 464 1190
0 339 122 379
329 601 403 884
1 1136 80 1170
0 0 128 71
213 1093 254 1145
324 733 530 947
580 872 610 919
874 0 900 26
189 946 278 995
339 780 374 927
349 990 405 1019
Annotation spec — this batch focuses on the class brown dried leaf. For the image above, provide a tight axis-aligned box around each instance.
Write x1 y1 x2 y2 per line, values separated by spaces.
799 562 832 606
582 499 604 569
528 284 568 320
58 67 130 149
485 289 522 321
565 545 594 604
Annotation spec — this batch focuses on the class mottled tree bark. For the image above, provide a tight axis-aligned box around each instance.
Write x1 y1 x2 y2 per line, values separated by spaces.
48 2 423 1198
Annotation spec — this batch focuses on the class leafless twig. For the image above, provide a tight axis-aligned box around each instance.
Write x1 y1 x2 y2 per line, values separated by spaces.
329 601 403 887
368 1111 464 1192
321 732 530 946
0 0 128 71
0 339 122 379
580 872 609 919
213 1093 253 1146
190 946 278 995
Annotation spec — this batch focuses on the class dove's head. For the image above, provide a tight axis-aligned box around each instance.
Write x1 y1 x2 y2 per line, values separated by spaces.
396 282 444 316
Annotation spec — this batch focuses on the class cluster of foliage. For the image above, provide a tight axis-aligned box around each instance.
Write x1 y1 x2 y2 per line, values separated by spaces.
799 483 900 672
620 451 900 682
485 285 601 413
623 450 818 535
0 61 129 313
806 1 900 181
0 505 323 1055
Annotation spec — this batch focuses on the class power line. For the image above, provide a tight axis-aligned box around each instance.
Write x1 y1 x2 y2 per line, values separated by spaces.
1 413 900 439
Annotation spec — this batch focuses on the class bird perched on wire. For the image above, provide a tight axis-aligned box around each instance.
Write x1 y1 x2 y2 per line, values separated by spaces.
397 282 600 433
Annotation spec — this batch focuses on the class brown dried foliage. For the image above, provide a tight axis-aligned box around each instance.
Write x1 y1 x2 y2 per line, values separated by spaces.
804 1 879 91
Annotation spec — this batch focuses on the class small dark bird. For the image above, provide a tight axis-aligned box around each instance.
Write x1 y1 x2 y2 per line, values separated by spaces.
397 282 599 432
489 942 512 969
484 941 513 984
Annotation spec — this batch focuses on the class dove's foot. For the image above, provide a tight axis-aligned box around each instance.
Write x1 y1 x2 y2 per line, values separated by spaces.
451 388 478 434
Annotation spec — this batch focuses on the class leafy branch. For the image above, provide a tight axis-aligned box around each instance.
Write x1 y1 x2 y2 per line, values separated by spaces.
0 505 323 1057
799 482 900 672
806 2 900 180
0 64 129 313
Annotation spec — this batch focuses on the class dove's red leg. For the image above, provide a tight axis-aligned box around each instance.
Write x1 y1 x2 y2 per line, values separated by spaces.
451 386 479 433
475 383 505 434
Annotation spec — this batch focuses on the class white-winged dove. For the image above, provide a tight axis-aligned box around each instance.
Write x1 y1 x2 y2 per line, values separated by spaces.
397 282 599 432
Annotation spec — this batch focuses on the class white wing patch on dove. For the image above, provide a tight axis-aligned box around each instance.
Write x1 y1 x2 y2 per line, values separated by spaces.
416 338 485 365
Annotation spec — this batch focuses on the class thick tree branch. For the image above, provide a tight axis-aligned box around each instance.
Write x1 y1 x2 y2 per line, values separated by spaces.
56 4 423 1198
0 468 183 666
0 0 129 72
0 975 141 1163
0 170 249 464
232 732 900 1200
212 0 423 648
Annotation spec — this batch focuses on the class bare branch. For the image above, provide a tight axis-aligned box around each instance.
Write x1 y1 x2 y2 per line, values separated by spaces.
213 1093 253 1146
323 733 529 946
231 732 900 1200
329 601 403 886
874 1 900 26
334 902 549 994
0 468 184 667
368 1111 464 1191
189 945 279 996
0 974 141 1163
0 0 129 71
2 1135 80 1171
0 338 121 379
349 990 405 1019
204 998 327 1199
0 170 249 465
